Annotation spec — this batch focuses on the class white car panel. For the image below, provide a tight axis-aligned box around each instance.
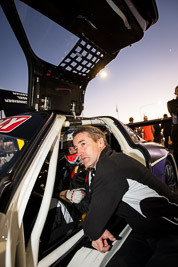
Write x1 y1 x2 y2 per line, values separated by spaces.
67 225 132 267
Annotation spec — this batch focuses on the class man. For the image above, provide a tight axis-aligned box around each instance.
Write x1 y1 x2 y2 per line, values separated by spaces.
167 85 178 167
56 129 91 214
153 123 162 144
161 114 172 148
142 115 155 142
46 133 92 244
128 117 136 132
73 126 178 267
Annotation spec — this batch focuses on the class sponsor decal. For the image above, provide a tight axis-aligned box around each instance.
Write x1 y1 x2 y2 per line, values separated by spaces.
0 116 31 133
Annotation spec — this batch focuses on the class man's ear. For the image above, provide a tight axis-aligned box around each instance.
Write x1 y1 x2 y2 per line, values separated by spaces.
98 137 105 148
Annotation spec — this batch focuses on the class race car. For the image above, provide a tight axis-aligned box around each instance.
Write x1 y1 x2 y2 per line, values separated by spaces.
1 1 176 267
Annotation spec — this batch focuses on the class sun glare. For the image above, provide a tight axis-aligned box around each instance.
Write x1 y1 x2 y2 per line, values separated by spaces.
99 70 108 78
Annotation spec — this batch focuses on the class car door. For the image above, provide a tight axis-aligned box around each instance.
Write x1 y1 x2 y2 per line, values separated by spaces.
0 115 81 266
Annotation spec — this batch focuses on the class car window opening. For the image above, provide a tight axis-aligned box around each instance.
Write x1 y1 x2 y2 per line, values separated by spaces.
22 139 83 260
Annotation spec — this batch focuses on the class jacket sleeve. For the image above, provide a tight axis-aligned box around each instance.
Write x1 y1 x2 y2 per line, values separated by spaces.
74 191 91 214
167 99 178 115
83 157 128 240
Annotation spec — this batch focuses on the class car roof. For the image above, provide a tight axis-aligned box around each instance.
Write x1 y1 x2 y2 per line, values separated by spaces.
1 0 158 116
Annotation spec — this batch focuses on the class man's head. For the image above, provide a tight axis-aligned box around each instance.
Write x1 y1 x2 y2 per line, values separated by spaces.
129 117 134 123
68 146 76 155
61 129 80 165
175 86 178 97
144 115 148 121
73 126 107 168
163 113 168 118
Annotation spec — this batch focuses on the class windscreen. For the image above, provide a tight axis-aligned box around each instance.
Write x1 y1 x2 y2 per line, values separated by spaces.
15 0 79 66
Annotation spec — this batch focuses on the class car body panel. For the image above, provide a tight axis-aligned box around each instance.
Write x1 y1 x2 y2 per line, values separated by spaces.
67 225 132 267
0 89 28 117
21 0 158 54
141 142 168 164
151 158 166 183
0 115 65 266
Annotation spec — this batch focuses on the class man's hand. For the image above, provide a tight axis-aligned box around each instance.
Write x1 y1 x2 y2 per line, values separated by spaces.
66 188 86 203
92 229 116 253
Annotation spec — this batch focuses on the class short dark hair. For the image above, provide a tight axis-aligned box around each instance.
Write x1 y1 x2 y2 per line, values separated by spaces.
73 126 108 146
129 117 134 122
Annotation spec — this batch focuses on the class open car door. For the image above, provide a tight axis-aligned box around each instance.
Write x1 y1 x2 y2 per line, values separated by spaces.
1 0 158 116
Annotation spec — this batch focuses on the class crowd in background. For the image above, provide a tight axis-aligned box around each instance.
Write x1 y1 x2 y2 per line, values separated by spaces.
128 85 178 168
128 114 172 148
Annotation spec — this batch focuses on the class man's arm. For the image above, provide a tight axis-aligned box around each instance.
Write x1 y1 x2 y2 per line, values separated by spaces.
83 156 129 240
167 100 173 115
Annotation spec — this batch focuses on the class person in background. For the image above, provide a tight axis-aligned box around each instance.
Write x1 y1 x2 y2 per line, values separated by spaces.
43 132 91 244
167 86 178 167
56 130 92 214
58 145 87 205
153 123 162 144
161 114 172 148
59 146 92 215
73 126 178 267
142 115 155 142
128 117 136 132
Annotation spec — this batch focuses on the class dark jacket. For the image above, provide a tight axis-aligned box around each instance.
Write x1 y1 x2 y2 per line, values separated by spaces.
167 98 178 124
83 146 178 240
161 120 172 136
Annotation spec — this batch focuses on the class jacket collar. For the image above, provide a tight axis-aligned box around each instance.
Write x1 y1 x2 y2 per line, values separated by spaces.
97 145 111 165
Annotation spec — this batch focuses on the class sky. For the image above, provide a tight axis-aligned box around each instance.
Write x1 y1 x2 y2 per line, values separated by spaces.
1 0 178 124
83 0 178 123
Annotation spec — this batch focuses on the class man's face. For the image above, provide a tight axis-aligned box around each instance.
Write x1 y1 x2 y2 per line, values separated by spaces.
73 132 105 168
